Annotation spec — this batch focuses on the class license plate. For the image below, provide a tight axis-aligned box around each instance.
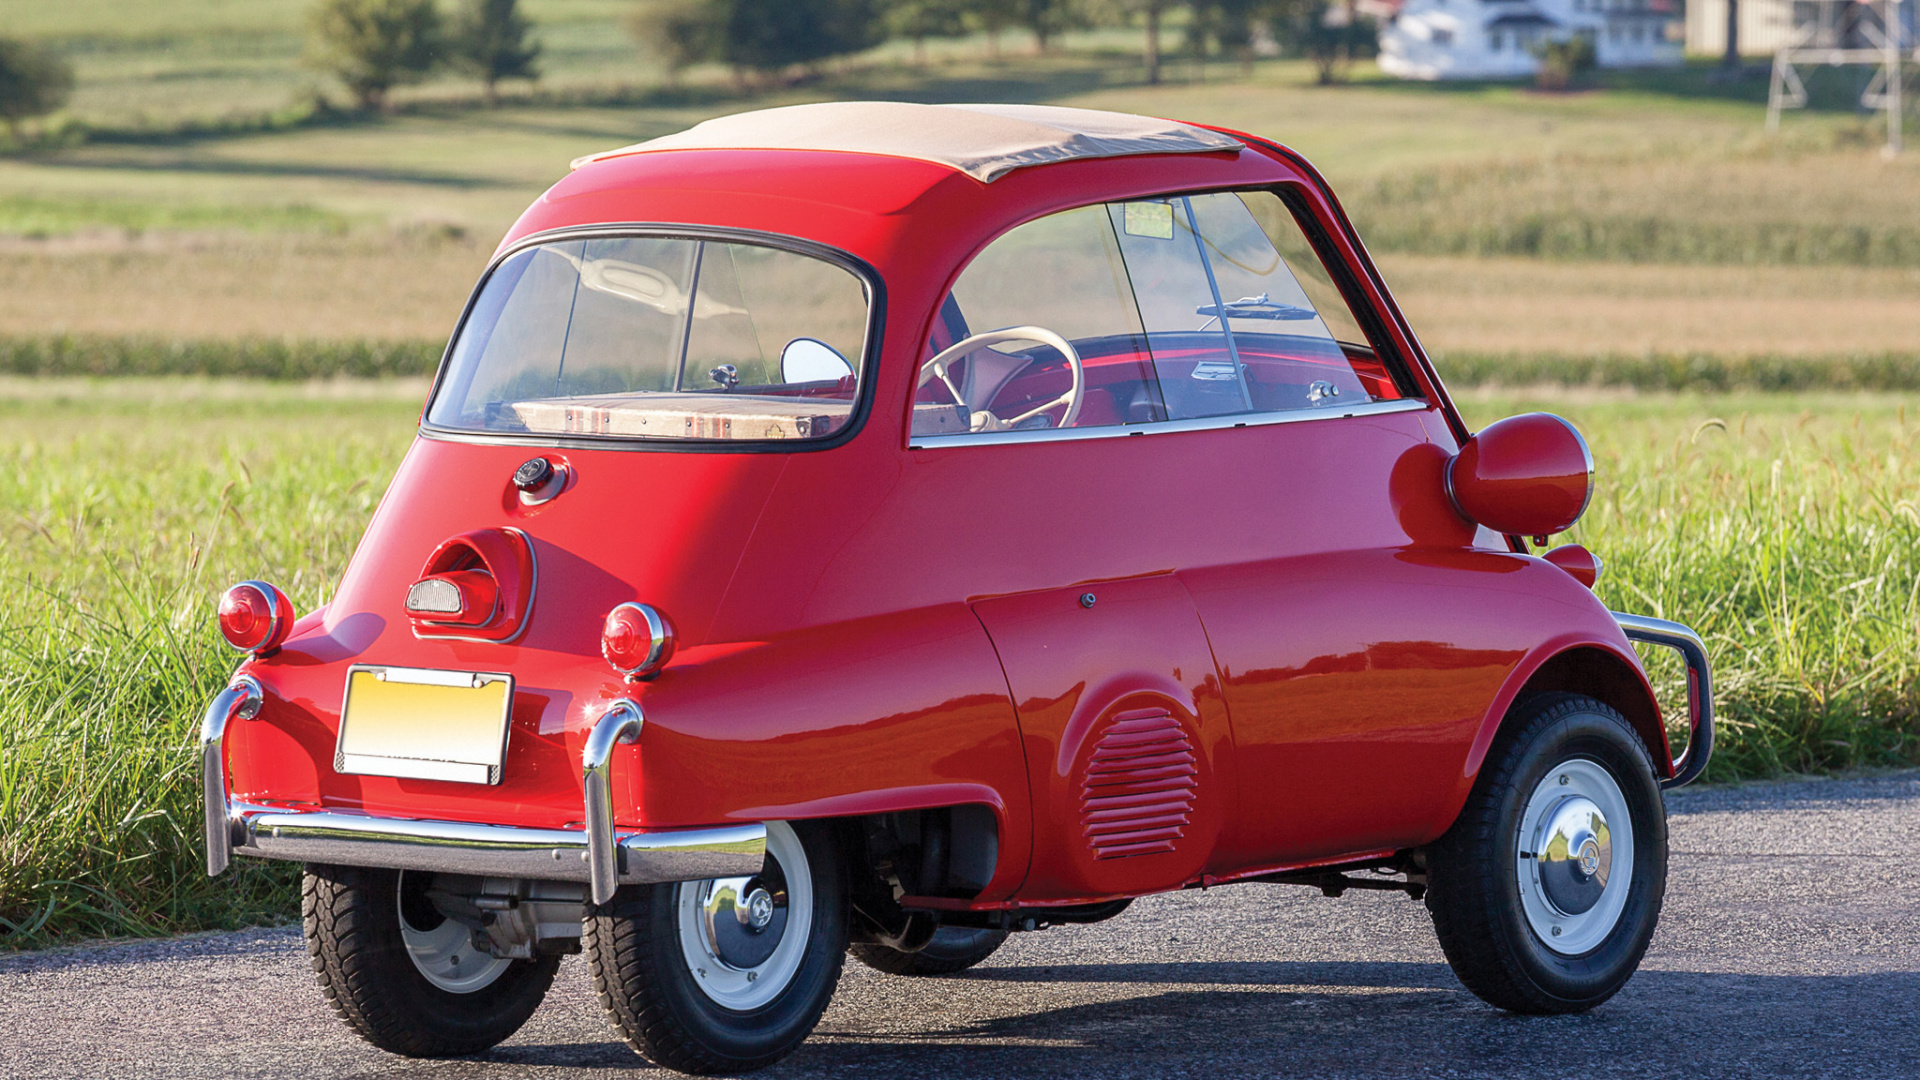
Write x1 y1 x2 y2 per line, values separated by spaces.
335 665 514 785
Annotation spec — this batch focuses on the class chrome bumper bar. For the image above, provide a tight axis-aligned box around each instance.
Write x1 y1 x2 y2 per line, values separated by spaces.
1612 612 1715 789
202 683 764 900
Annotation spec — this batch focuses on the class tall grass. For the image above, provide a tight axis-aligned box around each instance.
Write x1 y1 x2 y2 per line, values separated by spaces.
2 381 1917 949
1464 391 1920 777
0 381 416 946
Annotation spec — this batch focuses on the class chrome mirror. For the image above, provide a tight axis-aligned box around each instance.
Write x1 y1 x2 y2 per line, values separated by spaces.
779 338 853 384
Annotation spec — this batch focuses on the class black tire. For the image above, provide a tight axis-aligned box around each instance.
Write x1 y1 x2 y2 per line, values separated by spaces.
1424 692 1668 1014
850 926 1010 976
1428 687 1666 1006
585 821 847 1075
302 864 560 1057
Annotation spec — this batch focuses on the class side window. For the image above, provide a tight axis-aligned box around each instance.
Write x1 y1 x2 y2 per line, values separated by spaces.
914 189 1406 439
912 205 1164 437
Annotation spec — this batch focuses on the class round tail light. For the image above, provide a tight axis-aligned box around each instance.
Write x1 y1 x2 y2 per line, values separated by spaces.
603 602 675 680
218 580 295 655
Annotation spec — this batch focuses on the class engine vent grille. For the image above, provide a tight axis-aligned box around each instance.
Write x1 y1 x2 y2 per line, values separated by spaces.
1079 707 1197 860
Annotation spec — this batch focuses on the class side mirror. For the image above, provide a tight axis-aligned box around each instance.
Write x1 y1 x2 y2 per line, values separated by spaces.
780 338 853 384
1446 413 1593 539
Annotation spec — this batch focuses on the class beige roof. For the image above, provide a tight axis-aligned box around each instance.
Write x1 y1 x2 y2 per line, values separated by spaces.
571 102 1245 183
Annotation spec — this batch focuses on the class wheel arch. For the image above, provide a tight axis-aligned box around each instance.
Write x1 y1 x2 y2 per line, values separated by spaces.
1465 636 1674 787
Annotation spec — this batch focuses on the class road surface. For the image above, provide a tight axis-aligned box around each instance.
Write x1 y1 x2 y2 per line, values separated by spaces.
4 771 1916 1079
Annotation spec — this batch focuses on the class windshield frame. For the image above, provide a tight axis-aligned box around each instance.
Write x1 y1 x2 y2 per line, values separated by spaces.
420 223 887 454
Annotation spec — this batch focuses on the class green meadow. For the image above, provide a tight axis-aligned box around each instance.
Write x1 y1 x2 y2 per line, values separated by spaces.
0 4 1915 946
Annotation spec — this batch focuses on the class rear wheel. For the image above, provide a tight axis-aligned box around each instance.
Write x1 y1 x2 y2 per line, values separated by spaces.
1424 693 1668 1014
850 926 1009 976
302 864 559 1057
585 821 847 1075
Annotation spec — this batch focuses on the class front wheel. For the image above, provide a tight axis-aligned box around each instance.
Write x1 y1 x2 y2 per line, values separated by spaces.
586 820 847 1075
1424 692 1668 1014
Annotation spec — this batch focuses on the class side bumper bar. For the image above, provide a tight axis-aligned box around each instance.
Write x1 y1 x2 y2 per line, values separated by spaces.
203 683 764 891
1612 611 1715 789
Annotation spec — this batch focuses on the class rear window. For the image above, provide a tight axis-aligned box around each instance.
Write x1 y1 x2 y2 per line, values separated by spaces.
428 236 871 444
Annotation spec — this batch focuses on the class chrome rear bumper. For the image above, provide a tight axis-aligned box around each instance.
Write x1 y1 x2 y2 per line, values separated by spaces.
202 682 764 901
226 805 766 887
1612 611 1715 789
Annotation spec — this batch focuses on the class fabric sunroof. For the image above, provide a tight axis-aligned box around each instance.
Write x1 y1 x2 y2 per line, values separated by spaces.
572 101 1246 183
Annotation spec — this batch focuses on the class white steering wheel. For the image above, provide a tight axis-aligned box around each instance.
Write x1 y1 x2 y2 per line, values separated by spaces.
919 325 1084 433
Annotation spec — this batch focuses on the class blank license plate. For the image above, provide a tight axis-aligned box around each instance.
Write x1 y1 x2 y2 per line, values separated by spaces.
335 665 514 785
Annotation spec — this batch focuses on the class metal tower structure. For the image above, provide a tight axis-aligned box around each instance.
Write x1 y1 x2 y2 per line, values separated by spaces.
1766 0 1916 156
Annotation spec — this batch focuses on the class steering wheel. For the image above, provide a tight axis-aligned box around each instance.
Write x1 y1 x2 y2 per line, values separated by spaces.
919 326 1084 433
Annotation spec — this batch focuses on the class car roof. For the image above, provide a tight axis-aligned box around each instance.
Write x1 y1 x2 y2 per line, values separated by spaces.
570 101 1246 183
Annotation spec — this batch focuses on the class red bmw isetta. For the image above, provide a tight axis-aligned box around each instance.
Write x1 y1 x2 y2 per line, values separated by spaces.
201 102 1713 1074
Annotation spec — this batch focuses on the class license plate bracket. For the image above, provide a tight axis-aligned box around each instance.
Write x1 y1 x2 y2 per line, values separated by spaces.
335 665 514 785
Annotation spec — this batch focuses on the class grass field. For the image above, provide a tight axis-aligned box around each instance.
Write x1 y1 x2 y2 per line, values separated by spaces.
0 46 1914 355
1 381 1916 947
0 7 1914 948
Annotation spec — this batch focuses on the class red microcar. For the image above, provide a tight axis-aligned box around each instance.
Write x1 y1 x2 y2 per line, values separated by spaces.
201 102 1713 1074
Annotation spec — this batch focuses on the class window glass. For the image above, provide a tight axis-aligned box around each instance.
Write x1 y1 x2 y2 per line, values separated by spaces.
429 237 869 444
915 189 1410 440
912 205 1163 437
1233 192 1366 346
1109 197 1253 420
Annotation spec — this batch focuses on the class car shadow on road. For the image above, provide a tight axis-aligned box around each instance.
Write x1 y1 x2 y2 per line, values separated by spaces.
391 961 1920 1079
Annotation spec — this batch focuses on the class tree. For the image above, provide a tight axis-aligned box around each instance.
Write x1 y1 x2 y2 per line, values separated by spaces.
884 0 971 65
1132 0 1171 83
1722 0 1740 69
717 0 883 77
628 0 727 80
1014 0 1084 52
307 0 443 112
1186 0 1264 68
1267 0 1373 84
0 37 75 144
452 0 540 104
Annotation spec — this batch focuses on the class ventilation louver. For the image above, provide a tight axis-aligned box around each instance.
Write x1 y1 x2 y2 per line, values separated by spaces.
1078 707 1198 860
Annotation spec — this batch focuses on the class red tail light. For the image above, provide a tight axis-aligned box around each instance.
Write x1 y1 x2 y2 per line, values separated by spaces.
603 603 676 679
218 580 294 655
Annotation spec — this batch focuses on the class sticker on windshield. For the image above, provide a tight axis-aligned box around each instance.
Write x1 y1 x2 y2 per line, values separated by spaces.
1123 201 1175 240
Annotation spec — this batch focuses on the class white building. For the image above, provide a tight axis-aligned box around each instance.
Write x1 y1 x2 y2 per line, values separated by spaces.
1375 0 1685 79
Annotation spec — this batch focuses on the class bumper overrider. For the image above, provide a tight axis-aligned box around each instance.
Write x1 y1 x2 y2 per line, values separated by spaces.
1611 612 1715 789
201 683 766 904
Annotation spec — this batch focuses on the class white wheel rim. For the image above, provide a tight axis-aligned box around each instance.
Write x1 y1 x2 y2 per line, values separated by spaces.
397 872 512 994
677 820 812 1011
1516 757 1634 956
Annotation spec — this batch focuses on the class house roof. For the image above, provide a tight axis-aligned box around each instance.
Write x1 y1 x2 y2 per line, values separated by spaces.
1486 10 1559 25
570 102 1246 183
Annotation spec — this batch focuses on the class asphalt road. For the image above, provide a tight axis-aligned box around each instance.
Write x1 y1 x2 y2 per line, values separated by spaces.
5 772 1917 1080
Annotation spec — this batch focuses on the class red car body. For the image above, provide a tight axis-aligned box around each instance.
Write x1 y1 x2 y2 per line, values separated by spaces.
206 108 1709 923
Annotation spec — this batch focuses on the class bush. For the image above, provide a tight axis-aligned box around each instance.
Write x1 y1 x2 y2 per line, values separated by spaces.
1535 34 1597 92
0 38 75 144
306 0 444 112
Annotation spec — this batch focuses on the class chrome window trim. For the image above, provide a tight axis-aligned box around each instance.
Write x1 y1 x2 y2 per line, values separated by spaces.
908 396 1429 450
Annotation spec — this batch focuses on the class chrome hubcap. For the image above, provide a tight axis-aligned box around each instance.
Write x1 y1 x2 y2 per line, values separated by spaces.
1516 759 1634 956
677 821 811 1010
1535 796 1612 916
